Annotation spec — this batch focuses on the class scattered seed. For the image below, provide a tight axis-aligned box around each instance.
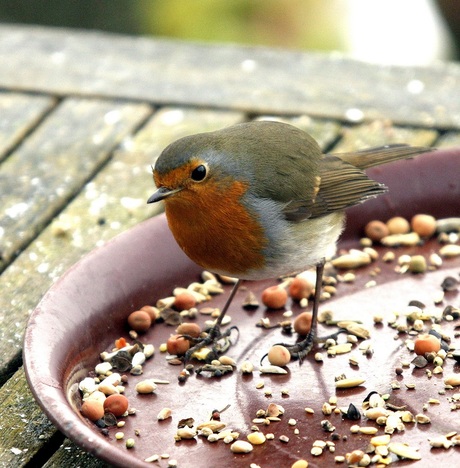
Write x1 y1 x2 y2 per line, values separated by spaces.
279 435 290 443
311 446 323 456
157 408 172 421
321 419 336 432
388 442 421 460
240 360 254 374
230 440 253 453
259 365 288 374
125 438 135 449
439 244 460 257
415 413 431 424
247 432 266 445
335 377 366 389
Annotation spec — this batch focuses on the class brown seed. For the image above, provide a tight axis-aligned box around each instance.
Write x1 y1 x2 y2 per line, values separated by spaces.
267 345 291 366
293 311 313 335
103 394 129 417
81 400 105 421
127 310 152 333
176 322 201 338
411 214 436 237
364 220 389 241
261 285 288 309
140 305 159 321
173 291 196 311
289 276 314 301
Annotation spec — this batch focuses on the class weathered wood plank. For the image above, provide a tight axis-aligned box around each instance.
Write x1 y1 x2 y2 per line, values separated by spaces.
42 439 111 468
0 91 56 162
0 108 243 385
0 25 460 129
0 368 57 467
256 114 341 149
330 120 439 151
0 97 152 271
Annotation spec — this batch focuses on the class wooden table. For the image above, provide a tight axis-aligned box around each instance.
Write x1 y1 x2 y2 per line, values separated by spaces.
0 24 459 467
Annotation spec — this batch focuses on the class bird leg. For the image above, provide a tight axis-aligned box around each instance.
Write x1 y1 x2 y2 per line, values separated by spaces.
183 279 242 363
276 259 326 361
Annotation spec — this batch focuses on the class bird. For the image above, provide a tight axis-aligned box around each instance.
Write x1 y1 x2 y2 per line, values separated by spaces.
147 120 433 361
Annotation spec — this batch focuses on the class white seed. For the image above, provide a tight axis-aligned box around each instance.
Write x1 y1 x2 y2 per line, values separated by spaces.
313 440 327 448
429 253 443 267
335 377 366 389
97 382 119 395
370 434 391 446
176 427 197 439
196 421 227 432
381 232 420 247
322 402 333 415
135 380 157 394
79 377 98 394
388 442 421 460
83 390 106 403
339 322 370 339
132 351 146 367
247 432 266 445
255 380 265 389
143 344 155 359
314 352 324 362
359 426 378 435
382 251 395 262
95 362 112 375
157 408 172 420
401 411 415 423
327 343 353 355
439 244 460 257
331 252 372 269
156 296 175 309
240 360 254 374
311 446 323 456
365 407 388 420
444 374 460 386
415 413 431 424
219 355 236 366
145 454 160 462
350 424 360 434
259 365 288 374
230 440 253 453
130 364 143 375
429 436 452 449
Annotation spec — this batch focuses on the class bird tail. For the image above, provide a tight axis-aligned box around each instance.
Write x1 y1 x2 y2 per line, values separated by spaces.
332 144 434 170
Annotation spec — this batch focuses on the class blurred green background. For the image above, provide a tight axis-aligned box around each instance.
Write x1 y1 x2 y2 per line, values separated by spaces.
0 0 458 64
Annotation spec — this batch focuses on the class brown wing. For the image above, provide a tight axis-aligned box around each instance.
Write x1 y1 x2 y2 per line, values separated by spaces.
283 155 386 221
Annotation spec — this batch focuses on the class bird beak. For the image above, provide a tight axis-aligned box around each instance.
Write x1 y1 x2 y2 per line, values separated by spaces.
147 186 182 204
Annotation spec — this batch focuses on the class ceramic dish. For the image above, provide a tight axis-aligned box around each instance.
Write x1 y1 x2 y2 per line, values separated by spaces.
24 148 460 467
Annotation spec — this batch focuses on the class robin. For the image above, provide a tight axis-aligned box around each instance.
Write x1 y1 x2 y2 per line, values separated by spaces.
147 120 432 360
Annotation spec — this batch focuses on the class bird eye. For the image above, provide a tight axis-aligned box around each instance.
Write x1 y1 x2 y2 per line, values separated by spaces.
191 164 207 182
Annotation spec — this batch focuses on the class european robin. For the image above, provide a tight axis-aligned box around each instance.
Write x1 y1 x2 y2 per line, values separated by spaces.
148 121 432 359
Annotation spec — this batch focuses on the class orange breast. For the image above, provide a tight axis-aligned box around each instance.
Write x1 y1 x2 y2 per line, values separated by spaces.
164 179 267 276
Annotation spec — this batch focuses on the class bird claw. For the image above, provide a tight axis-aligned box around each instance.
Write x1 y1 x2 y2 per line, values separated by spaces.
183 325 239 364
272 327 349 362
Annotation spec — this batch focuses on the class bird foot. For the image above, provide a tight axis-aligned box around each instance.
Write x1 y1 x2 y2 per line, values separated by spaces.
274 328 348 362
182 325 239 364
